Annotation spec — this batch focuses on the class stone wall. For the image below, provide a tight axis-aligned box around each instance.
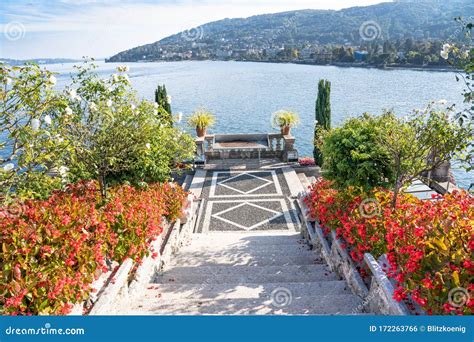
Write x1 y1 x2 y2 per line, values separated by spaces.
296 193 411 315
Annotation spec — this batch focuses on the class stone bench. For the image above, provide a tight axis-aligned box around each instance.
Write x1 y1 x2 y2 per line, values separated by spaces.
213 134 268 161
195 133 298 162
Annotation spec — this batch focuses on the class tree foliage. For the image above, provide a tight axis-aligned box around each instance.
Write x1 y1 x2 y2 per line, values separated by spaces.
66 60 194 197
314 79 331 165
0 60 195 200
321 104 471 204
154 84 173 124
380 103 471 205
321 113 394 190
0 63 71 200
440 18 473 175
458 20 474 173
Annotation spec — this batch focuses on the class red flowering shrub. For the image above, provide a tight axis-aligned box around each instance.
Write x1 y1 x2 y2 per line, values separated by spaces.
105 182 187 262
304 178 349 234
298 157 316 166
0 181 187 315
339 190 420 262
160 183 189 222
304 178 394 261
0 181 106 315
305 178 473 315
386 191 473 315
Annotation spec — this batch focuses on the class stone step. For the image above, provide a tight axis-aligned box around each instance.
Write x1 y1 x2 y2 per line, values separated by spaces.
143 281 352 301
155 265 339 284
182 174 194 191
297 173 311 192
282 167 304 198
195 231 300 236
188 233 307 247
170 253 324 267
175 247 318 261
178 241 313 255
189 169 207 199
122 294 364 315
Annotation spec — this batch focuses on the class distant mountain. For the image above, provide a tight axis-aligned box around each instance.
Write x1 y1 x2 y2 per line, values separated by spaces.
0 58 82 66
107 0 474 63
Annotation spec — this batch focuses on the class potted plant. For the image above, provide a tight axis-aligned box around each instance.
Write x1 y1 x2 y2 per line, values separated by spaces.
271 110 300 135
188 109 216 137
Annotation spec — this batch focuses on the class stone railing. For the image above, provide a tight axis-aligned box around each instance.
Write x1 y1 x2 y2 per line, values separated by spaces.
195 132 298 163
296 192 412 315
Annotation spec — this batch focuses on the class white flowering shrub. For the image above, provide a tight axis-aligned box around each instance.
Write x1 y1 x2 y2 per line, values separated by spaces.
65 60 194 197
0 63 71 200
0 60 195 200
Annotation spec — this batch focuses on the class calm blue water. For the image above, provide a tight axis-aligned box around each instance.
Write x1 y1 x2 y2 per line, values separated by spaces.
9 61 474 188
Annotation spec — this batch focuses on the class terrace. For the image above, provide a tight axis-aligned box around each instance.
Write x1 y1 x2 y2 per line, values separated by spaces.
195 132 298 164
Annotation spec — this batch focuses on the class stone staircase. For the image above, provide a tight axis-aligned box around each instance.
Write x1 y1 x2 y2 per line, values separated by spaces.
114 167 367 315
119 232 364 314
297 172 316 191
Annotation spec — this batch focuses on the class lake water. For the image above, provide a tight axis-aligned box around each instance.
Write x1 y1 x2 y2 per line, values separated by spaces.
12 61 474 188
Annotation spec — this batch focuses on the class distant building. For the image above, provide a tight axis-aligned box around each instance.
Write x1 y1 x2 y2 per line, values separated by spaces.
300 47 316 59
314 49 333 63
264 47 283 58
232 49 247 58
397 51 406 59
215 49 232 58
354 50 369 61
192 42 208 49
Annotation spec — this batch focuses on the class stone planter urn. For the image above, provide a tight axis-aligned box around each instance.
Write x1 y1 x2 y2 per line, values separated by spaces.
196 127 207 137
281 125 291 136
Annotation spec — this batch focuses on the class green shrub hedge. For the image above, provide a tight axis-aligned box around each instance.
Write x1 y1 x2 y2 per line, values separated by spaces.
321 113 395 190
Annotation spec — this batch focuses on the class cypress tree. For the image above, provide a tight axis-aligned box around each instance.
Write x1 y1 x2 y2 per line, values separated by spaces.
314 79 331 165
154 84 173 124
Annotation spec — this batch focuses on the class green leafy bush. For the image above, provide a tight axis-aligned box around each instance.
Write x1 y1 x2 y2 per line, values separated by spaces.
321 113 395 190
322 103 470 202
1 61 195 201
379 102 471 206
65 60 194 197
115 125 195 185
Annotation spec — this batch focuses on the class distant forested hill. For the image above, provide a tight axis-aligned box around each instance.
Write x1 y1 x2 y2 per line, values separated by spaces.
107 0 473 62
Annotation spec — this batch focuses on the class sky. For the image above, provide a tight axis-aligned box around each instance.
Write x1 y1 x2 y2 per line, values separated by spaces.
0 0 388 59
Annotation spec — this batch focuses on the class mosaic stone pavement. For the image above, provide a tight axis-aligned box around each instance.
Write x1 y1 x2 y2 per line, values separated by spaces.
196 169 300 233
114 167 368 315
